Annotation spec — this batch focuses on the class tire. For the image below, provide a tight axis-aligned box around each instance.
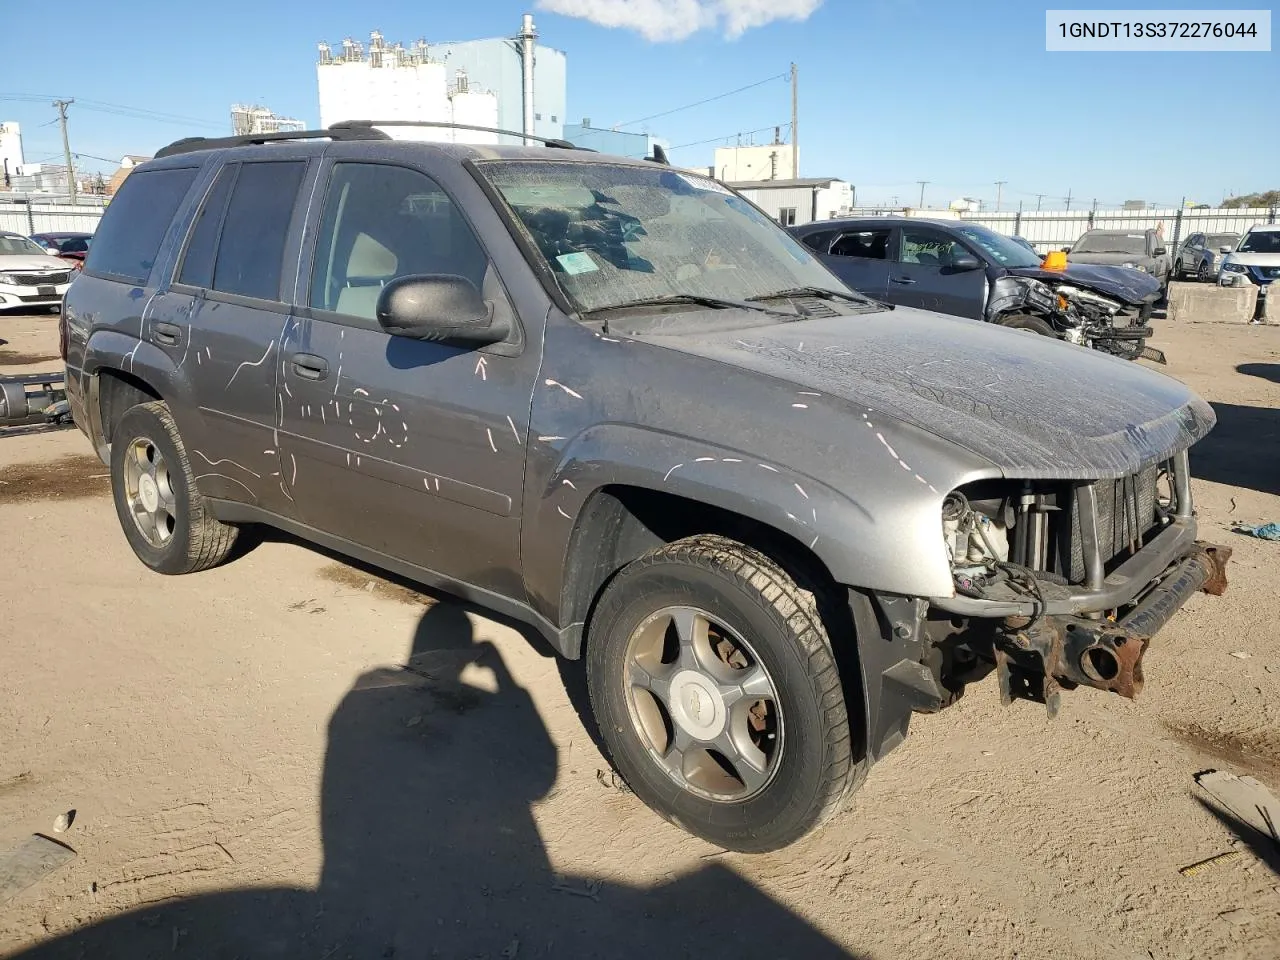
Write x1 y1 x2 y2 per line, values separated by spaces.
1174 257 1185 279
110 400 239 574
1197 260 1210 282
997 313 1058 338
585 534 856 852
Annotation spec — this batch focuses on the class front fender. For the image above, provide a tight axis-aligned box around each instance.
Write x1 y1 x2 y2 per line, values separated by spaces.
987 275 1061 325
522 423 979 627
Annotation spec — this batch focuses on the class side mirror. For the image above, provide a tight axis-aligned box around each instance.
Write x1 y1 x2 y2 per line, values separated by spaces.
375 274 509 345
1153 246 1167 256
1220 245 1233 254
949 254 983 271
1061 246 1072 253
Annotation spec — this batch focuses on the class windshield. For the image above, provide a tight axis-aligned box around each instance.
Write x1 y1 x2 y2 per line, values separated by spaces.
1238 230 1280 254
480 161 855 314
1071 233 1148 256
1208 234 1238 250
0 235 46 256
954 224 1041 268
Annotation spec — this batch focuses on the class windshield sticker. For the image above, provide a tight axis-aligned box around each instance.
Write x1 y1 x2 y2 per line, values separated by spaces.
675 173 732 195
556 251 599 275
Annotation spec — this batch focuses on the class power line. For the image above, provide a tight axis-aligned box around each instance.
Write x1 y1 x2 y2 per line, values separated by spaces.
670 123 789 151
1 93 223 129
614 72 789 129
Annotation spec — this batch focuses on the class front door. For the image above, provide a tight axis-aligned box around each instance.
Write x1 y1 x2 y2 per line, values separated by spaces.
888 226 987 319
277 159 535 597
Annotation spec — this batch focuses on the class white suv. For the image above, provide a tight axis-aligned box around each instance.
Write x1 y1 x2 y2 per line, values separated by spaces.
0 231 75 312
1218 223 1280 319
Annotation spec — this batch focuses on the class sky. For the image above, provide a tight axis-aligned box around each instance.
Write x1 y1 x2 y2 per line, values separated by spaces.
2 0 1276 209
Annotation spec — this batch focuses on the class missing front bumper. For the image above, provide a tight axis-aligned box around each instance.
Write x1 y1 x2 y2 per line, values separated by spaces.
992 541 1231 716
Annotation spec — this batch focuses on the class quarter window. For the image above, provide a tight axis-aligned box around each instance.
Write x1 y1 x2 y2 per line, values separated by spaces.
211 161 306 301
84 167 198 283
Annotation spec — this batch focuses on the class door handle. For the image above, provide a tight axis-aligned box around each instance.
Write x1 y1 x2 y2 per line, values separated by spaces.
291 353 329 381
151 321 182 347
890 277 916 285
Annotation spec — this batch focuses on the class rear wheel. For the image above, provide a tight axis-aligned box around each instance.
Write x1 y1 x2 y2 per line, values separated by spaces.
1197 260 1211 282
997 313 1057 338
586 535 857 852
110 401 239 574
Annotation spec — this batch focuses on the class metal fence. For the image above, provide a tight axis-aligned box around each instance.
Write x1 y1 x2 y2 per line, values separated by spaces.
0 195 107 237
841 204 1278 254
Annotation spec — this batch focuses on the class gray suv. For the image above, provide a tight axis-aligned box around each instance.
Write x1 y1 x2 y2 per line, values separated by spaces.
62 124 1230 852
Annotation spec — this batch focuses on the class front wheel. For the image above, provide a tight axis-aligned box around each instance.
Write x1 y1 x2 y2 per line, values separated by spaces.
1197 261 1211 282
586 535 858 852
997 313 1058 338
110 400 239 574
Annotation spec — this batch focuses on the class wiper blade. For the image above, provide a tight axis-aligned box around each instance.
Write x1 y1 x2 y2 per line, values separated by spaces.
749 286 890 310
585 294 795 317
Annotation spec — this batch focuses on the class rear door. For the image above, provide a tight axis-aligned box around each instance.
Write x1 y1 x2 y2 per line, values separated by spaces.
817 227 891 300
167 157 312 512
277 157 534 597
888 226 986 318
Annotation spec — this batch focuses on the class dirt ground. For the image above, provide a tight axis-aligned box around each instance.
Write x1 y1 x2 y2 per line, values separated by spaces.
2 306 1279 960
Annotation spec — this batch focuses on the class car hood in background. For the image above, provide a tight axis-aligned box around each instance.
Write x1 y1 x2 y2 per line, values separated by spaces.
1007 262 1161 304
1225 252 1280 268
1067 252 1160 269
631 307 1213 478
0 255 73 272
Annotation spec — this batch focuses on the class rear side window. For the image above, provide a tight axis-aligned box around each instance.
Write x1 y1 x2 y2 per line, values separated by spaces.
178 166 235 289
84 167 198 283
211 161 306 301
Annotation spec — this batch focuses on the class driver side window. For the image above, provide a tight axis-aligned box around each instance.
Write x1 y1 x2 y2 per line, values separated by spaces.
899 228 963 266
309 162 488 320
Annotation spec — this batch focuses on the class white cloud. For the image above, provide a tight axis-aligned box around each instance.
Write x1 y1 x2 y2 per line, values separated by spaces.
536 0 824 41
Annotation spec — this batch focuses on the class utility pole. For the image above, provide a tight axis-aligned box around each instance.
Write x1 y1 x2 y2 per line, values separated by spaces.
1091 198 1098 212
995 180 1007 212
53 99 77 205
1064 188 1073 211
916 180 929 208
790 62 798 180
1035 193 1045 211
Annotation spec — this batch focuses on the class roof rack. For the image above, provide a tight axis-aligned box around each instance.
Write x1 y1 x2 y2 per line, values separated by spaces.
155 126 390 159
328 119 592 151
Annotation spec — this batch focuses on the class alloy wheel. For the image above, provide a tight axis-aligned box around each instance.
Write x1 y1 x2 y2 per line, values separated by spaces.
122 436 178 548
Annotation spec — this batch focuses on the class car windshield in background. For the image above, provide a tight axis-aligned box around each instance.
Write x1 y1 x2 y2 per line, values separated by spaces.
1238 231 1280 254
480 161 856 315
0 235 45 256
1208 234 1238 250
1072 233 1148 255
954 224 1042 268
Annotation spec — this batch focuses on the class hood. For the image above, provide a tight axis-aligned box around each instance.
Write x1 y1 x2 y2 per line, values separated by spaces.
0 255 71 272
1008 262 1161 304
629 307 1214 479
1226 252 1280 268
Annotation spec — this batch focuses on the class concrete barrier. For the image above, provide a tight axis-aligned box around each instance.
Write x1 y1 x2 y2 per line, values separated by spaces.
1265 289 1280 324
1166 282 1258 323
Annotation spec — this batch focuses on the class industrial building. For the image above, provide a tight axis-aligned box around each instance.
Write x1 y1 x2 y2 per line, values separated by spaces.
231 104 306 136
1 122 24 188
727 178 855 228
712 142 797 183
316 15 566 144
561 120 663 160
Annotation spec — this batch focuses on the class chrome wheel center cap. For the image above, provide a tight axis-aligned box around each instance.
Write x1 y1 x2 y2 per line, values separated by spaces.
668 670 727 741
138 474 160 513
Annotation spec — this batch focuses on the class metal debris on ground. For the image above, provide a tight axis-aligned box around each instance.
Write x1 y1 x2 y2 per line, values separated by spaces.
1179 850 1243 876
52 810 75 833
1232 522 1280 541
0 834 77 905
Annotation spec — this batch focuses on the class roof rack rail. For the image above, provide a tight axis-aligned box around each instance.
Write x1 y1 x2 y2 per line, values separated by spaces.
155 126 391 159
328 119 592 150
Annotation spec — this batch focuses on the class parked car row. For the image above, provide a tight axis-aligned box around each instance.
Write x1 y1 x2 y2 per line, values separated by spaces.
1215 223 1280 313
789 218 1162 361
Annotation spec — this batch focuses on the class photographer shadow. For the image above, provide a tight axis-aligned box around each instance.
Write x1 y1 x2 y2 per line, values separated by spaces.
12 602 860 959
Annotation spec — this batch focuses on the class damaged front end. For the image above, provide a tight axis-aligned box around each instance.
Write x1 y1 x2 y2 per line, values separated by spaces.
920 450 1229 716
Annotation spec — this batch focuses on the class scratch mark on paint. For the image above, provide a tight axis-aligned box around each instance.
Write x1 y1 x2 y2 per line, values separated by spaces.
290 453 297 486
506 415 522 444
434 477 440 491
758 463 779 472
225 341 274 389
279 480 294 502
797 391 821 397
899 460 911 470
791 403 808 409
333 367 342 394
875 432 900 460
811 506 817 523
486 428 498 453
475 356 488 380
537 436 565 442
123 342 142 372
722 458 742 463
794 483 809 499
663 463 683 482
205 346 211 358
544 378 583 400
810 534 820 548
353 387 369 397
557 506 571 519
194 473 258 500
264 449 275 455
196 353 202 365
346 452 351 466
797 342 804 352
356 456 361 467
562 479 576 490
695 457 715 463
321 407 326 424
786 512 800 523
194 451 260 478
282 381 293 398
